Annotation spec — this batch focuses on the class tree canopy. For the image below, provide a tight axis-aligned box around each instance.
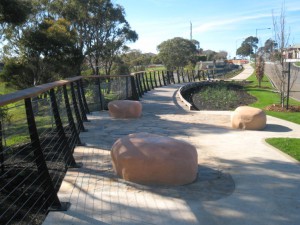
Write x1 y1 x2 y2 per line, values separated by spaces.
0 0 137 88
157 37 197 70
0 0 31 25
236 36 258 57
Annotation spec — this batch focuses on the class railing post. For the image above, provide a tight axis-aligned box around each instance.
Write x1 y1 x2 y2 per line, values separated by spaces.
126 76 129 99
153 71 158 88
192 70 196 82
157 71 162 87
135 74 142 97
187 70 191 82
130 76 139 100
149 72 154 89
202 70 206 80
137 73 144 95
63 85 82 145
0 121 4 173
24 98 69 210
166 71 171 84
172 71 176 83
70 82 85 132
162 71 167 86
79 79 90 114
141 73 148 93
181 70 185 83
49 89 78 167
145 72 150 91
76 80 88 122
176 70 181 83
95 77 104 111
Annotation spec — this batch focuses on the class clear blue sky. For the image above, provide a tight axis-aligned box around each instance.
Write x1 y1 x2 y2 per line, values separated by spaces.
114 0 300 58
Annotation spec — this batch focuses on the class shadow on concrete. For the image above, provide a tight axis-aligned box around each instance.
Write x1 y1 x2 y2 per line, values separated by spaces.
116 165 235 202
45 85 300 225
184 157 300 225
55 156 300 225
264 124 293 132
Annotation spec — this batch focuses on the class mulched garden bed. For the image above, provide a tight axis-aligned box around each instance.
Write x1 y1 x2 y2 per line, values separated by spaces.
184 82 257 110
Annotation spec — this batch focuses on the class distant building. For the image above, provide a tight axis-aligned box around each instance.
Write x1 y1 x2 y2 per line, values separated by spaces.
284 44 300 59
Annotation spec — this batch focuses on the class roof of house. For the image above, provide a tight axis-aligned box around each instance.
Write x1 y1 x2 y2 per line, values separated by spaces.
289 44 300 49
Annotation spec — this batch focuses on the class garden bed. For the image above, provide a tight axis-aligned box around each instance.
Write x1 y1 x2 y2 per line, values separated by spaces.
181 81 257 111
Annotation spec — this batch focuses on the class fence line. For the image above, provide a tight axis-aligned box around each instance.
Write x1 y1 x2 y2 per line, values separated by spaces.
0 66 238 224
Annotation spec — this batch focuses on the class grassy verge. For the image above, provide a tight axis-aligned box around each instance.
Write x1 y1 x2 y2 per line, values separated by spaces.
246 68 300 161
266 138 300 161
245 73 300 124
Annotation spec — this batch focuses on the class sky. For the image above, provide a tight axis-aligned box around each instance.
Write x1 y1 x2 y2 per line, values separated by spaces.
113 0 300 58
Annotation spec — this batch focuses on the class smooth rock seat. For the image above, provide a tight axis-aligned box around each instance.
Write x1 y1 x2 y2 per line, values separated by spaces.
108 100 142 118
111 133 198 186
231 106 266 130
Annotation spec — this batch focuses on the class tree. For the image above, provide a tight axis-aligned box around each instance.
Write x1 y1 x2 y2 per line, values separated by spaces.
215 50 228 60
236 36 258 57
122 50 154 72
266 2 296 108
0 0 31 25
255 55 265 87
157 37 197 70
1 16 80 88
264 38 277 54
151 55 162 65
54 0 137 75
1 0 137 88
203 50 217 61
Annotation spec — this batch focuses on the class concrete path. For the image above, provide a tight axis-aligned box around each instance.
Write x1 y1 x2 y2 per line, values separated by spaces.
265 62 300 101
43 70 300 225
230 63 254 80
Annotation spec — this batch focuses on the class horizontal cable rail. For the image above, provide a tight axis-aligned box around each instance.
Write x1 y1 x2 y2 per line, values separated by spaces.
0 66 239 224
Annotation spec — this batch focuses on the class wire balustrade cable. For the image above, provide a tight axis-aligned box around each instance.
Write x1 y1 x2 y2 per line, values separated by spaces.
0 69 227 224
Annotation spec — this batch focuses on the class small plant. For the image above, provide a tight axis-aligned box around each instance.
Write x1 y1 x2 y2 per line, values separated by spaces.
255 56 265 87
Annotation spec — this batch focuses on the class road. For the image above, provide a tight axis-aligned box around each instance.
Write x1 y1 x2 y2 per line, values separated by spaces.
265 62 300 101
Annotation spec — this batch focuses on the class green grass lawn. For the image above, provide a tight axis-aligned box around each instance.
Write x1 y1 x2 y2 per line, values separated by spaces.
245 73 300 124
246 69 300 161
266 138 300 161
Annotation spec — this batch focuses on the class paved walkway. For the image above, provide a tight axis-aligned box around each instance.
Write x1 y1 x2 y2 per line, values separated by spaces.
43 66 300 225
230 63 254 80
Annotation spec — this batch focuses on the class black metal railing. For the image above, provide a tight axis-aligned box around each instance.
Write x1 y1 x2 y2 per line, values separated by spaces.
0 67 231 224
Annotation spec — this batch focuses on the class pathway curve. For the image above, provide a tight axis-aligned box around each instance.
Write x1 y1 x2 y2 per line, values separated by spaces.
43 69 300 225
230 63 254 80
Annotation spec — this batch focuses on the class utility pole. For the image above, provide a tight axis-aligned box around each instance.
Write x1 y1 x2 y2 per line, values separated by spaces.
190 21 192 40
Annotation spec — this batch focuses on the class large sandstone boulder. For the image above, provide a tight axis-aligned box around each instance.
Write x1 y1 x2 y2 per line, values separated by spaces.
111 133 198 186
108 100 142 118
231 106 266 130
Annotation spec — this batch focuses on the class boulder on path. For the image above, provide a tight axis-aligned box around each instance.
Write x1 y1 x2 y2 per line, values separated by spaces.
231 106 266 130
111 132 198 186
108 100 142 118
